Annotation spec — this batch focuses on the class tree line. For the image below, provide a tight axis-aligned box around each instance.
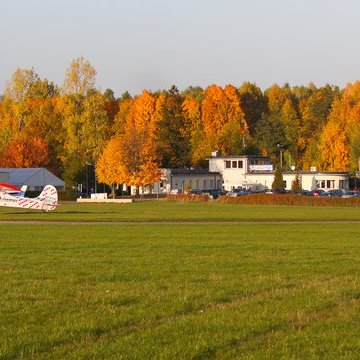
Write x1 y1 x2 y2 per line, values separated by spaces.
0 56 359 191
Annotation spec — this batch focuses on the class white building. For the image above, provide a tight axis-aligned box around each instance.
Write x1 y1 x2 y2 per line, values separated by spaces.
130 168 223 195
209 153 349 192
161 168 222 193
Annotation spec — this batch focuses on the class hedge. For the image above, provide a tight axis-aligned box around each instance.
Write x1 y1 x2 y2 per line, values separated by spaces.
217 194 360 207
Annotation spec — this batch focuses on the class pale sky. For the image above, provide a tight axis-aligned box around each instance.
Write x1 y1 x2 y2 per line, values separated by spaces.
1 0 359 96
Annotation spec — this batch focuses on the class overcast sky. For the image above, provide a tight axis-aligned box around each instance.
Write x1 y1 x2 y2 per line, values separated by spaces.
1 0 359 96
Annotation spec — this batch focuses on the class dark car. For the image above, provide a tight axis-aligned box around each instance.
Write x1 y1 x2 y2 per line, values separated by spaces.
266 188 287 194
312 189 328 197
190 189 203 195
326 189 344 197
226 188 251 197
202 189 226 199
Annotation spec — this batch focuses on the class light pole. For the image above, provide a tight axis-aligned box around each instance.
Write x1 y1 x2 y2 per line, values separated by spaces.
94 161 97 194
86 161 92 198
277 144 283 169
86 162 89 198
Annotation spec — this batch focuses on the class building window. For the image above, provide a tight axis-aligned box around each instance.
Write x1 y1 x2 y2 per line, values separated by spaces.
321 180 325 188
232 161 237 168
210 180 214 188
238 161 243 169
203 180 207 189
283 180 287 188
326 180 335 189
196 180 200 188
225 161 231 168
339 180 344 189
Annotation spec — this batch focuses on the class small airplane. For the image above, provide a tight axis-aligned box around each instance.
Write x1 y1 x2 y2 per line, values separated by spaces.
0 185 58 211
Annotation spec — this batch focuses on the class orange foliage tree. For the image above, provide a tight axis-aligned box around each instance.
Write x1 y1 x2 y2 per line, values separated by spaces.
200 84 247 158
98 91 163 194
319 82 360 171
0 136 50 168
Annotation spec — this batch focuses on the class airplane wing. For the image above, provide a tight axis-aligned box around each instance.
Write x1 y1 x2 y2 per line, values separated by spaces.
0 182 22 194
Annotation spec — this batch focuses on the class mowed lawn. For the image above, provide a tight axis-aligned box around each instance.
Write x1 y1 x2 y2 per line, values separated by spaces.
2 200 360 222
1 203 360 358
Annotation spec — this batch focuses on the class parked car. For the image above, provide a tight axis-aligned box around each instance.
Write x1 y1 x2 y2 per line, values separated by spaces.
189 189 202 195
340 191 360 198
202 189 226 199
326 189 344 197
312 189 328 197
169 189 182 195
226 188 250 197
292 190 313 196
265 188 287 194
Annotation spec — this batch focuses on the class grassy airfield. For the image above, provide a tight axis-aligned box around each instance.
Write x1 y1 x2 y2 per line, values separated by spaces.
1 202 360 358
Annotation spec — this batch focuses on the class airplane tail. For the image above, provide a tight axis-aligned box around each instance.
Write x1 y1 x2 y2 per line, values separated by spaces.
19 185 27 197
37 185 58 208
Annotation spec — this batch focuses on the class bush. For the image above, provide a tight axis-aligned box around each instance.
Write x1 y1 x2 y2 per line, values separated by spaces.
217 194 360 207
167 194 210 203
58 191 79 201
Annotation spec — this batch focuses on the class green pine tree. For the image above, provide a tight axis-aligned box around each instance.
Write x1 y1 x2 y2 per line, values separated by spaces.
272 163 285 190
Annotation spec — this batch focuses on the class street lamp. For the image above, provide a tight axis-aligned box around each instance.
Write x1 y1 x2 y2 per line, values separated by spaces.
86 161 92 198
277 144 283 169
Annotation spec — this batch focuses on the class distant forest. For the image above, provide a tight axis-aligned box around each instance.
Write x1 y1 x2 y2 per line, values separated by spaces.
1 56 359 189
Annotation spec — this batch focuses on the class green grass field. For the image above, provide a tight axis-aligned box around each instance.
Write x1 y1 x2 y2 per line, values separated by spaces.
1 202 360 359
2 200 360 222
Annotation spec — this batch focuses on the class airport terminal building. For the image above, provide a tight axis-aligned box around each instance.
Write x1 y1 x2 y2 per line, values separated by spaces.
208 152 349 192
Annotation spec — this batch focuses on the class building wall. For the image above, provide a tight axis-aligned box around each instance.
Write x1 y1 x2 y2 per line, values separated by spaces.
0 173 10 182
230 172 349 191
130 170 223 195
210 156 271 191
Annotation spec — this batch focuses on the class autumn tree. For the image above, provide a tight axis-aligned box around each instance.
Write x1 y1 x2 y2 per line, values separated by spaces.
182 95 204 166
99 90 163 194
60 57 109 188
299 85 339 169
318 82 360 171
200 84 248 159
62 56 97 96
157 85 190 168
238 82 267 135
96 137 127 197
0 69 62 173
0 136 50 168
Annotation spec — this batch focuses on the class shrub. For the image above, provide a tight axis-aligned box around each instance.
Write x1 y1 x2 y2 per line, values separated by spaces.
217 194 360 207
167 194 210 203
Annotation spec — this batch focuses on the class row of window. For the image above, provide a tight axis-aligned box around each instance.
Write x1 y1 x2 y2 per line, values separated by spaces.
174 179 222 189
316 180 347 189
225 160 243 169
224 159 267 169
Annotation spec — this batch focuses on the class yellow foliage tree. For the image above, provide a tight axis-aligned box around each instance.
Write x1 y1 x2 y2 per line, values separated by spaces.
97 90 163 195
319 82 360 171
200 84 247 157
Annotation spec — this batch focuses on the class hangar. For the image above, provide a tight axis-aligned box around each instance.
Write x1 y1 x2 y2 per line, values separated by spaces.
0 168 65 191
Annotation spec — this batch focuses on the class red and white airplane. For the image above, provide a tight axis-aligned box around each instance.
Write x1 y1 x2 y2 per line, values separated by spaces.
0 184 58 211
